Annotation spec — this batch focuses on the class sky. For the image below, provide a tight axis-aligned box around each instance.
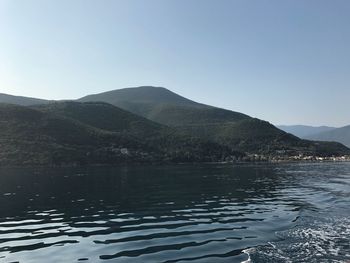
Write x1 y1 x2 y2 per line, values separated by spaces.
1 0 350 127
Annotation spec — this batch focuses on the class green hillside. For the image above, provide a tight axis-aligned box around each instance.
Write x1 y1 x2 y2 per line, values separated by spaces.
144 104 249 126
79 86 203 117
79 86 249 124
33 101 164 137
79 86 198 106
0 103 238 166
79 86 349 156
0 87 348 160
0 103 148 166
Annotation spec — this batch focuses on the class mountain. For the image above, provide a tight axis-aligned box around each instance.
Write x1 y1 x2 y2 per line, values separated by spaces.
0 102 237 166
0 93 50 106
277 125 336 138
79 86 349 156
32 101 164 138
0 87 348 164
306 125 350 148
79 86 250 125
79 86 199 107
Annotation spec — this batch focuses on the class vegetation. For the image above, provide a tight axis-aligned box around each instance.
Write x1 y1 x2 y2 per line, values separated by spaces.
0 103 241 166
0 86 349 166
79 86 350 156
33 101 164 138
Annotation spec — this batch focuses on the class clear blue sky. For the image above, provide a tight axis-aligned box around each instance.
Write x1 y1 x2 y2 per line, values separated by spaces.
1 0 349 126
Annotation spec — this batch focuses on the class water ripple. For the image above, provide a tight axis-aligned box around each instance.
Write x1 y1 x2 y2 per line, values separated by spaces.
0 163 349 262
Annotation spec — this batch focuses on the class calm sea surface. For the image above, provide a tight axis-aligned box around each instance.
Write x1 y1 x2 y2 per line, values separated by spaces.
0 163 349 263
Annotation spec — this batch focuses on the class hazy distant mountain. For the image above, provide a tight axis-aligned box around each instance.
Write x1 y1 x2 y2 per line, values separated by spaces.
79 86 349 155
0 93 50 106
277 125 336 138
306 125 350 148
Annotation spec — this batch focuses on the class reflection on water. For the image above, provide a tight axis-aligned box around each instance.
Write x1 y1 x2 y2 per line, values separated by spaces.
0 163 349 262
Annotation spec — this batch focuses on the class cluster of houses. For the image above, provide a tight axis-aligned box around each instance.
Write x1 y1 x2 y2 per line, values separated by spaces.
240 153 350 163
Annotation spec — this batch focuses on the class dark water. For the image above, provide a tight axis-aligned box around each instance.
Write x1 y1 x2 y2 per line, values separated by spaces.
0 163 349 263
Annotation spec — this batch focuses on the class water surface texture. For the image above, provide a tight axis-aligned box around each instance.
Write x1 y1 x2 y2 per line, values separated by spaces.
0 163 349 263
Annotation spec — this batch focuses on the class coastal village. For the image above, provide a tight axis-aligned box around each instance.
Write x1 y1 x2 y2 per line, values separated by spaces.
234 153 350 163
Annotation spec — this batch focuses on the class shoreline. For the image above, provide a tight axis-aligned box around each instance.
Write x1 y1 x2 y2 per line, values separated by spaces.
0 158 350 169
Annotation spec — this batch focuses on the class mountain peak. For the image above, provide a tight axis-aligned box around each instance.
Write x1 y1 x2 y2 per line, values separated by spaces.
79 86 200 107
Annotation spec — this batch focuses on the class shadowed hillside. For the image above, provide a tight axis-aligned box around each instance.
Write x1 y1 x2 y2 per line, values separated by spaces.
0 103 239 166
79 86 350 156
0 87 348 160
33 101 164 138
79 86 249 124
79 86 204 118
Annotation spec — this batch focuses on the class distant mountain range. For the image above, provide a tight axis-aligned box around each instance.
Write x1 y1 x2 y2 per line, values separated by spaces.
278 125 350 148
277 125 336 138
0 86 349 166
305 126 350 148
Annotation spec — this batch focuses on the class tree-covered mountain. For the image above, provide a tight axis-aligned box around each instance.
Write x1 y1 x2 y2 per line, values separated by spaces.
277 125 336 138
79 86 349 156
306 125 350 148
0 102 238 166
79 86 250 125
0 87 349 165
0 93 50 106
32 101 164 138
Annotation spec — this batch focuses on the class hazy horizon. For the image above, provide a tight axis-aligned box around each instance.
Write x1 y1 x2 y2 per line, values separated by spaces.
1 0 350 126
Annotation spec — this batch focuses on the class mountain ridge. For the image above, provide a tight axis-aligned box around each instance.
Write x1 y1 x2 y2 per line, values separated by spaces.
306 125 350 148
0 93 51 106
77 86 349 156
278 125 336 138
0 86 349 163
80 86 200 106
